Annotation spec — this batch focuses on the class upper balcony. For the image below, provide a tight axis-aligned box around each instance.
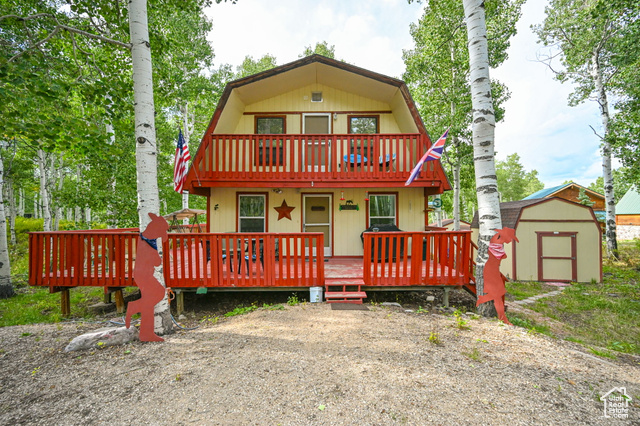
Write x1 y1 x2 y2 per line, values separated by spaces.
186 133 449 192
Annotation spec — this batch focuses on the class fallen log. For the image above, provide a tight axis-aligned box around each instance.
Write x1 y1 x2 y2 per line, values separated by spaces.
64 326 139 352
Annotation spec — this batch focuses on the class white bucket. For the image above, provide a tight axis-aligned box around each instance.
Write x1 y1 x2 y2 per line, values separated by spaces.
309 286 323 303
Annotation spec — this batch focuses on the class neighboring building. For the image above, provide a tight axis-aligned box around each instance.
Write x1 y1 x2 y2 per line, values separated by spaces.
428 219 471 231
523 182 606 224
616 186 640 240
185 54 452 257
471 198 602 283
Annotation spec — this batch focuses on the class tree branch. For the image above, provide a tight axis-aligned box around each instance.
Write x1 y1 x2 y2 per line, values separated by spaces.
589 125 604 141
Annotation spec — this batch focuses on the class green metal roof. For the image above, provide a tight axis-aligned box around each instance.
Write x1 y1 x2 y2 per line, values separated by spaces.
616 186 640 215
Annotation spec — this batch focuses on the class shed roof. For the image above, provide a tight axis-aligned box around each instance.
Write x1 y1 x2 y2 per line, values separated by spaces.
471 199 542 229
616 186 640 215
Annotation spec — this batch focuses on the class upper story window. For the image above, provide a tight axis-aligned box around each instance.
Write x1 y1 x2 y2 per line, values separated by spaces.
368 193 397 227
238 194 266 232
255 116 285 165
311 91 323 102
348 115 379 134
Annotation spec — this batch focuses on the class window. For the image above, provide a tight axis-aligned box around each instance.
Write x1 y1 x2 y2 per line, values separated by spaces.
255 116 285 165
239 194 266 232
311 91 323 102
369 194 397 227
348 115 379 134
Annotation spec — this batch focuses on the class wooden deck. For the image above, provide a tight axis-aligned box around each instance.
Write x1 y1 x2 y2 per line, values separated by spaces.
29 231 476 294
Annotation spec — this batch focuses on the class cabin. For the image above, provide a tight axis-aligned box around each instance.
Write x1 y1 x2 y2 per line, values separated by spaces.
616 186 640 240
28 55 477 314
471 198 602 283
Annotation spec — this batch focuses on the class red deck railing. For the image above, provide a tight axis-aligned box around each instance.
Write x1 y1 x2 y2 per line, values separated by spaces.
363 231 476 293
28 231 325 289
29 230 475 293
191 133 443 186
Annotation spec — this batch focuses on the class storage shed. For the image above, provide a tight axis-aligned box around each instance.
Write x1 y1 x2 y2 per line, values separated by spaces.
471 198 602 283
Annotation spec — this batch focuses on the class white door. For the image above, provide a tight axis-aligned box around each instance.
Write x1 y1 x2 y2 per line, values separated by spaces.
303 194 332 257
303 114 331 172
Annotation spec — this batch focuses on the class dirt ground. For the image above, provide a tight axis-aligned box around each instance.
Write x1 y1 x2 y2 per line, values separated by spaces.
0 292 639 425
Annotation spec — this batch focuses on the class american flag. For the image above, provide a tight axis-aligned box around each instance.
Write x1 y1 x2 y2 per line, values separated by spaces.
173 129 191 193
405 128 449 186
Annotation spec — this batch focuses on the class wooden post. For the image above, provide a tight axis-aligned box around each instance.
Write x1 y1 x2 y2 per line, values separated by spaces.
104 292 111 304
176 290 184 316
61 289 71 317
114 289 125 314
443 287 450 308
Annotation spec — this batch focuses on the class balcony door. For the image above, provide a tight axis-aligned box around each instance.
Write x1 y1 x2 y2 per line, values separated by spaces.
303 113 331 172
303 194 332 257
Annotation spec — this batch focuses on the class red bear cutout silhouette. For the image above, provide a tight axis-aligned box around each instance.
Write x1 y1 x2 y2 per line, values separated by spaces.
126 212 169 342
477 227 519 325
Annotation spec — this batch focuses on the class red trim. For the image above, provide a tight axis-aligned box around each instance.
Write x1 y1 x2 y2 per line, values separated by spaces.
347 114 380 134
366 192 399 228
236 192 269 232
536 231 577 282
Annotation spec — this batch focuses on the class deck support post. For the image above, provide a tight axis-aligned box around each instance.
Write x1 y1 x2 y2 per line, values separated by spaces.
103 292 111 304
443 287 450 308
61 289 71 317
176 290 184 316
114 289 125 314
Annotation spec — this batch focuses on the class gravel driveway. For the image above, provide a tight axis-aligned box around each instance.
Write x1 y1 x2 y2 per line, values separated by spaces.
0 303 638 425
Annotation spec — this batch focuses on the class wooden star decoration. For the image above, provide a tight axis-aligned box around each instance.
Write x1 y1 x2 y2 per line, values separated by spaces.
274 200 295 221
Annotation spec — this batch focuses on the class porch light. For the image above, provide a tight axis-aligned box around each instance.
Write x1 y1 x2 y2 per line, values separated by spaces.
272 188 283 194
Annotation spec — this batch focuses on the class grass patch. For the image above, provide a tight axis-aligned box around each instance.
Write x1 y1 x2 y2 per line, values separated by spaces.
509 314 551 335
0 286 103 327
515 241 640 355
224 303 259 317
505 281 555 301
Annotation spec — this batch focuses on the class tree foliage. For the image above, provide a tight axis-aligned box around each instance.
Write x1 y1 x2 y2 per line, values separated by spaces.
496 154 544 202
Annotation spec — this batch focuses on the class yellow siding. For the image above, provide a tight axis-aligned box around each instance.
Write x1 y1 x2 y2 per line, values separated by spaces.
208 187 426 256
229 83 405 135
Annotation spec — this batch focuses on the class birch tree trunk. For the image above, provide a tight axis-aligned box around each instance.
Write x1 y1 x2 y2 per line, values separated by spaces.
0 154 14 298
129 0 173 335
105 95 118 229
54 155 64 231
18 187 24 217
463 0 502 318
7 177 17 245
592 51 617 258
37 148 52 232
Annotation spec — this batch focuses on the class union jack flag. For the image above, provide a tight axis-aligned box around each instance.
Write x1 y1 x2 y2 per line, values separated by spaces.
405 128 449 186
173 129 191 193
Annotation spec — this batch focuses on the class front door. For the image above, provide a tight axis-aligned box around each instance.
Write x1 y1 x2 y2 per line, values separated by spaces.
537 232 577 282
303 194 332 257
303 114 331 172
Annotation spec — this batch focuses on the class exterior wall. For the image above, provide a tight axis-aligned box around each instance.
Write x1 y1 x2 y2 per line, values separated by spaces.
229 83 403 135
554 187 605 210
616 214 640 226
617 225 640 241
208 187 426 256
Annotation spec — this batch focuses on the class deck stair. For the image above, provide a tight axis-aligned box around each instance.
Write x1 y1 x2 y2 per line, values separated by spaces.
324 278 367 304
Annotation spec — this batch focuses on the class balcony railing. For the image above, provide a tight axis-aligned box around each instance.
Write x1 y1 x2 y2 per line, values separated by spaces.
190 133 443 186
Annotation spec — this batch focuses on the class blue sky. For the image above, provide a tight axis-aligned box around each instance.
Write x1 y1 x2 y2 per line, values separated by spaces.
206 0 613 188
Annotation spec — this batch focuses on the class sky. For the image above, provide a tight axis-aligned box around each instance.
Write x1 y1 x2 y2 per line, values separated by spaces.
206 0 612 189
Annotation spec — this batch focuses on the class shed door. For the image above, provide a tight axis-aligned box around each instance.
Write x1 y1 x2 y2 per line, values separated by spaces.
537 232 577 282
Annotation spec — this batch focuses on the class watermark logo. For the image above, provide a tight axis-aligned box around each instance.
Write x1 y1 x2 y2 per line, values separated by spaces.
600 387 632 419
